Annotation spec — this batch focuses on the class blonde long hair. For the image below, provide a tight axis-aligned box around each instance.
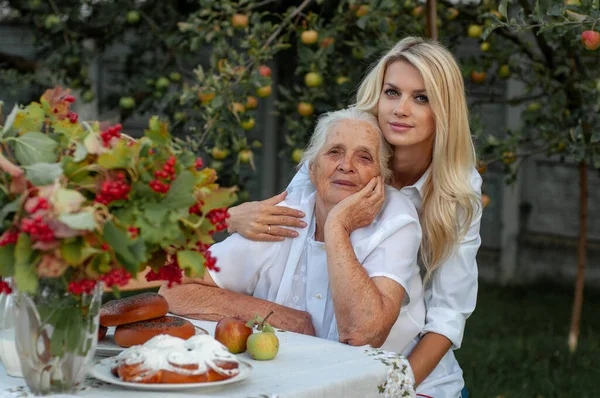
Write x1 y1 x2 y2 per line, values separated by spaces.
354 36 480 279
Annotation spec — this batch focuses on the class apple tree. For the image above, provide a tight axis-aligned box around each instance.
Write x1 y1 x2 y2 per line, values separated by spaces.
473 0 600 352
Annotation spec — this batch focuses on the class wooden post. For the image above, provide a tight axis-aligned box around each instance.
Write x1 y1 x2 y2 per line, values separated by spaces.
426 0 438 40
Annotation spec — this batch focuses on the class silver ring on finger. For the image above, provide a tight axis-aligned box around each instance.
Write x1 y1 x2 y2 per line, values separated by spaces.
267 224 272 234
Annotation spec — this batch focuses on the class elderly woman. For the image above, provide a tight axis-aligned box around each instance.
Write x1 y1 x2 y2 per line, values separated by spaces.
160 108 424 352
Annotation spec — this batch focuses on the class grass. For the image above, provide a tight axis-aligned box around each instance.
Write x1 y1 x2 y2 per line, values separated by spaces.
456 283 600 397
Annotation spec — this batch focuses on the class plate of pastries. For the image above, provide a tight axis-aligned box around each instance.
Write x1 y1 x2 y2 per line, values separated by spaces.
91 334 252 390
92 292 251 389
96 292 207 356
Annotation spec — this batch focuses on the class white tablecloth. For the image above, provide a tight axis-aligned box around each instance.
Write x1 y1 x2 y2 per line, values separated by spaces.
0 318 414 398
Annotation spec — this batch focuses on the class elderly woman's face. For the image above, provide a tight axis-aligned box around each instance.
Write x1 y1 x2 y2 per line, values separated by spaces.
309 119 381 207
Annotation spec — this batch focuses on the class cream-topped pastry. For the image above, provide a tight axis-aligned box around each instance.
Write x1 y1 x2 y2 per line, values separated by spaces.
112 334 240 383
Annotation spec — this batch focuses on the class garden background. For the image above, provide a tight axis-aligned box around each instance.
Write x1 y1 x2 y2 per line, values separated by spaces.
1 0 599 395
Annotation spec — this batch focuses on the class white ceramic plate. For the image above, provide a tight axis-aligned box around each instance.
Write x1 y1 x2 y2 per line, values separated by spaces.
95 326 209 357
89 358 252 390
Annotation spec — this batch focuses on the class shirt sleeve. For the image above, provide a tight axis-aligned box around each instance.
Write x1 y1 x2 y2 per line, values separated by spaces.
421 170 482 349
207 233 280 296
361 209 422 306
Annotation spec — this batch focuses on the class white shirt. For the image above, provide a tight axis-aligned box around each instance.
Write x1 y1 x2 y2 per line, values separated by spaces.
208 185 426 355
288 163 483 398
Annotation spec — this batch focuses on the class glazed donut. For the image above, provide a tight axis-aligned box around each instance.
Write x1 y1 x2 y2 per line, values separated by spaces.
113 334 240 384
100 293 168 327
114 316 196 348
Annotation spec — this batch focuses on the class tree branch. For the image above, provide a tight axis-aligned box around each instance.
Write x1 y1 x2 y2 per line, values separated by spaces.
261 0 314 50
518 0 555 69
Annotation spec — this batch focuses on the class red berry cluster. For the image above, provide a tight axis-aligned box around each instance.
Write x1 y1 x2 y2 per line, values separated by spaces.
128 226 139 239
67 111 78 123
203 250 219 272
21 216 55 242
188 200 204 215
0 280 12 294
101 124 122 147
206 208 229 233
95 173 130 205
29 197 49 214
100 268 132 288
0 231 19 247
149 156 177 193
145 258 183 288
194 157 204 169
68 279 96 295
194 242 219 272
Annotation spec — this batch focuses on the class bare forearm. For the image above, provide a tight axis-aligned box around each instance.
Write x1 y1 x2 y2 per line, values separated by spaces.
407 332 452 386
159 283 314 335
324 225 392 346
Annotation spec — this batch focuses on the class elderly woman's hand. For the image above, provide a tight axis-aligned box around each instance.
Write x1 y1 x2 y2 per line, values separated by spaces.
227 191 308 241
325 176 386 234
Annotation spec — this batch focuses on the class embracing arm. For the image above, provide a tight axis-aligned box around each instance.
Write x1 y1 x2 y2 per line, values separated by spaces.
408 171 483 385
159 278 315 336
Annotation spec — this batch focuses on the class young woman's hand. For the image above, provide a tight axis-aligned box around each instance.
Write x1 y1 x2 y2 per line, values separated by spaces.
326 176 385 234
227 191 307 242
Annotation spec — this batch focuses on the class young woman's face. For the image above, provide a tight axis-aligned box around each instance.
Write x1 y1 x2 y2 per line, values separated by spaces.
377 60 436 151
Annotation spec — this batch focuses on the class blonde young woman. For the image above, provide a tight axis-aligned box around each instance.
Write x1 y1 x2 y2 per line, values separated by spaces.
227 37 482 398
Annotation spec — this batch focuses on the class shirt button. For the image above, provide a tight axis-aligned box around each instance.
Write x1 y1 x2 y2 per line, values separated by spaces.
315 293 323 300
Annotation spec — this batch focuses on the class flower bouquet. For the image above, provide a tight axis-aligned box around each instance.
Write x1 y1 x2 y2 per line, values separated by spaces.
0 87 236 394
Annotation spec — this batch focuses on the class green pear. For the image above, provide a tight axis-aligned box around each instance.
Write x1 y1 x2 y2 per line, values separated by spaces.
247 331 279 360
246 311 279 360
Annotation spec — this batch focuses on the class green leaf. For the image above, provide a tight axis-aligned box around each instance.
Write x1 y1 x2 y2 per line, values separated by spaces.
54 188 86 215
0 198 19 226
60 239 84 266
73 142 88 162
12 103 44 135
482 24 502 41
50 313 67 357
201 187 238 213
128 239 149 267
143 203 169 225
23 162 63 186
137 214 181 245
14 132 58 166
145 116 170 146
14 257 37 294
15 233 32 266
66 314 83 353
356 17 368 30
58 212 97 231
97 140 134 169
499 0 508 19
1 104 19 139
102 221 137 271
113 206 136 225
162 171 196 210
176 250 205 278
0 244 15 276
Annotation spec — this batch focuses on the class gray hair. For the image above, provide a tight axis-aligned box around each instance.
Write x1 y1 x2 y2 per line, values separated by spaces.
300 108 392 181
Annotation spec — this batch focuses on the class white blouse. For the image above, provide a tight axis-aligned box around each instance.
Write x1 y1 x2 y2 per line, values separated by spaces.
287 162 483 398
208 185 426 355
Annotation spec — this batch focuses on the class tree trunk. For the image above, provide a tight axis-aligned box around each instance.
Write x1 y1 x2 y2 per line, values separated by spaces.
568 161 588 352
425 0 438 40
